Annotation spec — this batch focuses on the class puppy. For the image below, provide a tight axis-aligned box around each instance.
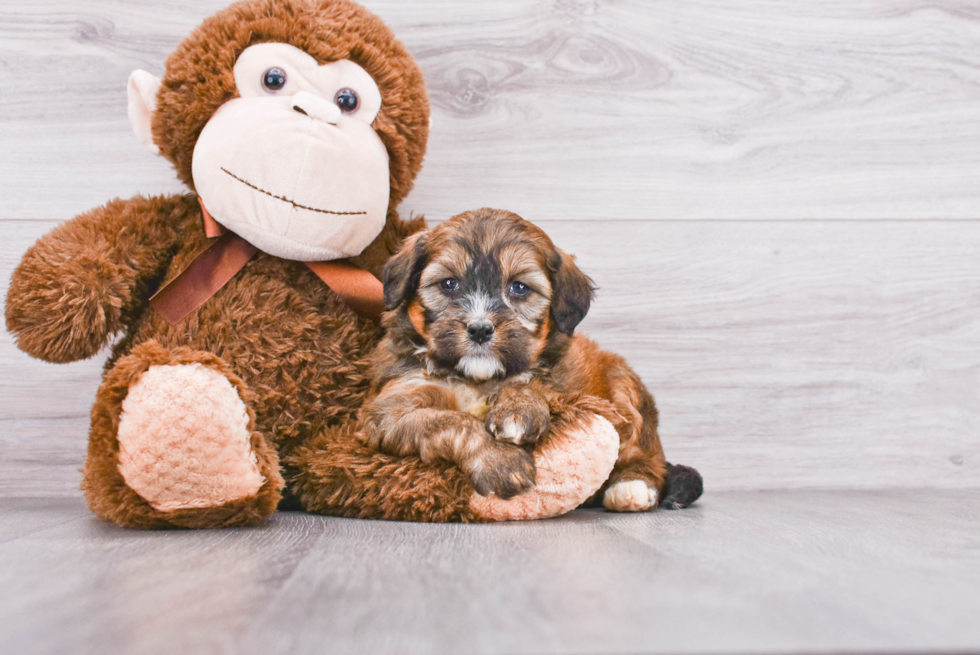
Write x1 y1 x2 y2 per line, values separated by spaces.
359 208 669 511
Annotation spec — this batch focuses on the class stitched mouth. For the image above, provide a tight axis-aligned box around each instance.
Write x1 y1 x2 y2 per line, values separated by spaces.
221 168 367 216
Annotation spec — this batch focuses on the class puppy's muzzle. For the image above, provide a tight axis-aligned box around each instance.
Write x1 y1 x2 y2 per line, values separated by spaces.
467 320 494 345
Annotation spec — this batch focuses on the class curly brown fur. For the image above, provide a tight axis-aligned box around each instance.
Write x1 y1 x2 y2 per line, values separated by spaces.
364 208 675 510
4 0 434 528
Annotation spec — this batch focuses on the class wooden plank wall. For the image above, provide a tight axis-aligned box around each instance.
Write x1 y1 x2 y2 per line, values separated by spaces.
1 0 978 496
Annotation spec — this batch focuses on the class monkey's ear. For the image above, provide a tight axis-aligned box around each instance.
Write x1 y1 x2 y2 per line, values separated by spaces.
548 248 596 335
383 232 429 310
127 70 162 156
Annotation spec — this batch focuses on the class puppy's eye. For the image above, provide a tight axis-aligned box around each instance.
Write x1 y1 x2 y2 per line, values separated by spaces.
508 281 530 297
262 67 288 93
439 278 460 293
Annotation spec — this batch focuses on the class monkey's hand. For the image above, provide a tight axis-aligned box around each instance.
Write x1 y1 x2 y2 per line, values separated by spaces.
5 195 190 363
486 381 552 446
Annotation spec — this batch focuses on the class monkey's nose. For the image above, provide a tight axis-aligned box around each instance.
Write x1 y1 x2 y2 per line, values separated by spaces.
291 90 341 124
467 321 495 345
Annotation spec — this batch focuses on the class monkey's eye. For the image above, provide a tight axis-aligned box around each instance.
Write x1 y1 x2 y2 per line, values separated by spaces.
508 281 530 298
439 278 460 293
262 67 288 93
334 88 360 113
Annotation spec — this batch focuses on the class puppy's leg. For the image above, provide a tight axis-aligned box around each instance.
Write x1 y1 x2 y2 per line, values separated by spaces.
486 380 552 446
602 373 668 513
362 382 535 499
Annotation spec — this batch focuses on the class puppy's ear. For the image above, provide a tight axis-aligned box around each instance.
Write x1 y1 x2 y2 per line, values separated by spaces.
548 248 595 335
383 232 429 310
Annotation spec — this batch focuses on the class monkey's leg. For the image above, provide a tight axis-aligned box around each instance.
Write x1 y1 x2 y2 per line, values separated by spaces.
82 340 283 529
287 394 623 523
285 424 481 522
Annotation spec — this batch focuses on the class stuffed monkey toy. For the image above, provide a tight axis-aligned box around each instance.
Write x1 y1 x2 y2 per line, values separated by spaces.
5 0 701 528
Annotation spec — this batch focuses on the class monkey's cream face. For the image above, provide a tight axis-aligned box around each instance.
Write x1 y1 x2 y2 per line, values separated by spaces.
191 43 390 261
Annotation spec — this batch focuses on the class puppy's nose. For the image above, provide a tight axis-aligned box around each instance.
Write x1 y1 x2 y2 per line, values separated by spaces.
467 321 495 345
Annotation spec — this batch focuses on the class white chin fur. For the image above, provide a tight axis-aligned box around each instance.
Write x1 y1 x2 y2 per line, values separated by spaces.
457 355 505 381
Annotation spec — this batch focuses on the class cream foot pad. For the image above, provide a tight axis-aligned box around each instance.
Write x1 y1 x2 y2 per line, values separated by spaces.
117 363 264 511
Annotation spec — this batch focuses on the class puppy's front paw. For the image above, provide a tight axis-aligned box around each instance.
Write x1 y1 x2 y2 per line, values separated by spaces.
467 443 536 499
486 386 551 445
603 480 658 512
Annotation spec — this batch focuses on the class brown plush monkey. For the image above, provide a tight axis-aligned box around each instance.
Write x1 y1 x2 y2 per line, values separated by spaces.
4 0 651 527
5 0 434 528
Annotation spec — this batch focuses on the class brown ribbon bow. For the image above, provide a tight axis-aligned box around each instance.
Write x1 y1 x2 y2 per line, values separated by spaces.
149 199 385 325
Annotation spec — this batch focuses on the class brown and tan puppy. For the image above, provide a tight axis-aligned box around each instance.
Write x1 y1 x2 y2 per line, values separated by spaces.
361 208 674 511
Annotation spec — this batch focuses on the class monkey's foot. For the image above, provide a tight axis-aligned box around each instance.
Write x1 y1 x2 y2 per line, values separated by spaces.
117 363 265 512
603 480 659 512
470 410 619 521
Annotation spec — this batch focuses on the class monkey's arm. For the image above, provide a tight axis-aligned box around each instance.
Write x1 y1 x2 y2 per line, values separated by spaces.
5 194 196 363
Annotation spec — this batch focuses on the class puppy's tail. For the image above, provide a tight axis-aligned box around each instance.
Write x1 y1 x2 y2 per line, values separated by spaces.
660 462 703 509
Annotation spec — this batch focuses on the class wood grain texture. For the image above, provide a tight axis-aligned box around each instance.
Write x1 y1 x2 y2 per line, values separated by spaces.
1 1 978 496
2 218 977 496
0 0 979 220
1 491 979 654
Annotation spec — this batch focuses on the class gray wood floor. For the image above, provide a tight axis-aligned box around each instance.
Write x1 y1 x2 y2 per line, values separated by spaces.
2 490 979 655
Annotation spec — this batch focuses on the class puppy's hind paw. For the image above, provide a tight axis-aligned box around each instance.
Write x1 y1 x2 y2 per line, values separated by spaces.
603 480 658 512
